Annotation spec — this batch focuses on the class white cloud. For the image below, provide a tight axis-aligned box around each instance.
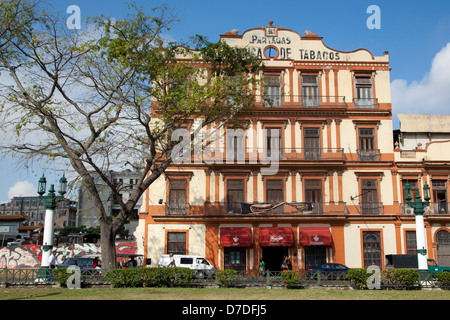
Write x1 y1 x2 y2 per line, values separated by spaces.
391 43 450 116
8 181 36 200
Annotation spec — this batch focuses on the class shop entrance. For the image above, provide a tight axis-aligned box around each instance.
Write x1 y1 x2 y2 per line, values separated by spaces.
262 246 288 271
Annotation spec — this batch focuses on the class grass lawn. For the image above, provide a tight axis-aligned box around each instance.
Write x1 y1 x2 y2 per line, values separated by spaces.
1 286 450 300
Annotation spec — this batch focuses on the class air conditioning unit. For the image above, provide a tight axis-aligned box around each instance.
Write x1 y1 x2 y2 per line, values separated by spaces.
404 207 414 215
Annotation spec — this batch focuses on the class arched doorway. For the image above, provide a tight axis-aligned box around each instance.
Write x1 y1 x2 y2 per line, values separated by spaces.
436 230 450 267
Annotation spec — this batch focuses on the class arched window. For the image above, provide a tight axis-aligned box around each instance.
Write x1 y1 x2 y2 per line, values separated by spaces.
363 231 381 268
436 230 450 267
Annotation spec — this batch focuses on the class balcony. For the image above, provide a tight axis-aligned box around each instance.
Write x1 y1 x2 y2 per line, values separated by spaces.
358 202 383 215
401 203 450 215
229 148 345 162
260 95 347 108
357 149 381 161
353 98 379 109
164 203 190 215
205 201 347 216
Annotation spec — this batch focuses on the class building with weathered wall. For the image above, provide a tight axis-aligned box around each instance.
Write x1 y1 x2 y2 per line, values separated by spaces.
136 22 450 271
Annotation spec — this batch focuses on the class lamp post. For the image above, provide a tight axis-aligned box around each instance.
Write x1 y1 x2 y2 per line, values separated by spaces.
37 173 67 269
403 182 431 271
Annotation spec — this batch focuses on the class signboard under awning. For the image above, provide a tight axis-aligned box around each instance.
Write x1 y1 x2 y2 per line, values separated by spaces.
299 227 332 246
220 227 253 247
259 227 294 246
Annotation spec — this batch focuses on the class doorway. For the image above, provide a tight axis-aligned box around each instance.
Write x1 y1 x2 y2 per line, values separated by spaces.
262 246 288 271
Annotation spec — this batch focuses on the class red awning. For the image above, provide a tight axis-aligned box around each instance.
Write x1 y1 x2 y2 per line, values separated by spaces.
299 227 332 246
259 227 294 246
220 227 253 247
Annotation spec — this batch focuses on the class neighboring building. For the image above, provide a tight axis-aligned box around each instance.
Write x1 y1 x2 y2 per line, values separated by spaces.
396 114 450 150
0 214 28 245
136 21 450 271
394 114 450 266
77 169 142 235
0 196 76 231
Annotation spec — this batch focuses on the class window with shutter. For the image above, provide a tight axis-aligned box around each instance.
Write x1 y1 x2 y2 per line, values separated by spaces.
361 179 379 214
302 75 319 107
263 75 281 107
432 180 448 213
305 179 322 212
355 76 373 108
265 127 282 159
226 179 245 213
358 128 377 160
303 127 321 159
168 179 187 214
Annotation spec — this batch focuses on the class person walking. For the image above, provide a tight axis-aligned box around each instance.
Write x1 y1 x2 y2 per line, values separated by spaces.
48 250 57 281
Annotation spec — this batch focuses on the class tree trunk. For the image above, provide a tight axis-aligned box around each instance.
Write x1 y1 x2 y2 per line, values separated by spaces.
99 221 116 270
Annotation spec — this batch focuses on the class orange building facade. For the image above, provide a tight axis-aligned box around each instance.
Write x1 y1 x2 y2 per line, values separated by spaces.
136 22 450 271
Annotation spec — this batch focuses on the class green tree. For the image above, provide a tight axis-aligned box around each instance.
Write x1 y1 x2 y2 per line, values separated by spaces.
0 1 262 269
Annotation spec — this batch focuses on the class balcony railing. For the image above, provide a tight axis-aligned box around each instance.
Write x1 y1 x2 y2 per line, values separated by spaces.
260 95 347 108
164 203 190 215
358 202 383 215
206 202 347 216
353 98 379 109
227 148 345 161
401 203 450 215
357 149 381 161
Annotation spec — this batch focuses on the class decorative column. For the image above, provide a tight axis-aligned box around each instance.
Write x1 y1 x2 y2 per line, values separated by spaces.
37 173 67 269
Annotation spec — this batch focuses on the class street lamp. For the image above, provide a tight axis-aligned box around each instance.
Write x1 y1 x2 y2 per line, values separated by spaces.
37 173 67 270
404 182 431 271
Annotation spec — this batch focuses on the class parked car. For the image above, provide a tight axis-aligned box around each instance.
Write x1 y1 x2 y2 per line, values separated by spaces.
56 255 101 270
309 263 350 280
309 263 350 272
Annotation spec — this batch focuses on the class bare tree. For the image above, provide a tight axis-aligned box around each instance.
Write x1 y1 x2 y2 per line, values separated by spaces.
0 0 262 269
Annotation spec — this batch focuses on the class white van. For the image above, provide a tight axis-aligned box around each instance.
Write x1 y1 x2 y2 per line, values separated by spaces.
158 255 215 276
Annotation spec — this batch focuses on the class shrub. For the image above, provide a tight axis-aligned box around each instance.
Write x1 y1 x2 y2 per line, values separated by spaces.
281 270 301 287
215 270 237 288
381 269 419 289
434 271 450 286
53 268 71 287
346 268 370 289
105 267 194 288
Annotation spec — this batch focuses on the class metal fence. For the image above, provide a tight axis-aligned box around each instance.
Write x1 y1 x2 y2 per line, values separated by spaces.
1 268 447 289
0 268 108 286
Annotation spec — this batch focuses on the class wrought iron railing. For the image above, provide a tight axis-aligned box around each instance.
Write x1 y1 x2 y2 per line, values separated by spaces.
1 268 446 289
207 201 347 216
226 148 345 161
164 203 190 215
359 202 384 215
260 95 347 108
357 149 381 161
353 98 379 109
401 203 450 215
0 268 108 286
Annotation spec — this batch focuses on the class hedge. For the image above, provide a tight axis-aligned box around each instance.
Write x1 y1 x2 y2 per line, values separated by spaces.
281 270 301 287
347 268 423 290
105 267 194 288
434 271 450 286
215 270 237 287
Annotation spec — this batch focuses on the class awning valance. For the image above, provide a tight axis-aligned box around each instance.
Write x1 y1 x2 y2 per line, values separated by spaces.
220 227 253 247
299 227 332 246
259 227 294 247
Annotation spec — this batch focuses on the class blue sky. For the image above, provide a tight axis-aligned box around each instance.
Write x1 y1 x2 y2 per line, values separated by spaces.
1 0 450 203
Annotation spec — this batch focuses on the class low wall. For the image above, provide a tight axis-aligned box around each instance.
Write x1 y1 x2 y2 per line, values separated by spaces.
0 241 136 268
